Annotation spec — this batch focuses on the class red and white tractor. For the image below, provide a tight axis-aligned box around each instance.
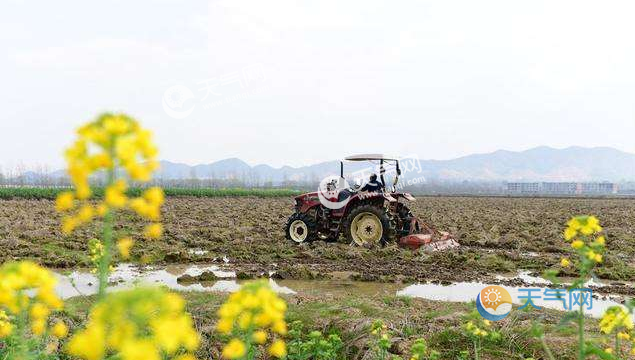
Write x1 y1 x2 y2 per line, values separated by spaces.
284 154 459 250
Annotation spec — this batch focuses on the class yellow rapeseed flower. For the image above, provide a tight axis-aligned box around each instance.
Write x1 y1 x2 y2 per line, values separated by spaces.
222 338 246 359
144 223 163 239
253 330 268 344
52 321 68 338
564 227 577 241
566 216 602 237
129 198 160 221
105 185 127 208
61 216 79 235
31 318 45 336
600 306 634 334
103 115 131 135
116 237 134 259
571 240 584 249
143 187 165 206
560 258 571 267
216 318 233 334
59 113 163 238
596 236 606 246
30 302 50 319
0 261 63 332
268 339 287 358
55 192 75 212
96 203 108 217
272 320 288 335
120 339 159 360
67 324 106 360
76 183 92 200
77 204 95 223
87 153 113 169
0 318 13 338
217 281 288 358
67 288 197 360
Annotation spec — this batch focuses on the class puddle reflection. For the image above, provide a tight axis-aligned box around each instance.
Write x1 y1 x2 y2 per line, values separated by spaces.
54 265 628 319
397 281 623 318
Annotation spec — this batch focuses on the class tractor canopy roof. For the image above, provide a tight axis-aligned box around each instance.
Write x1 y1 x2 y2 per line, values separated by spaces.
344 154 399 161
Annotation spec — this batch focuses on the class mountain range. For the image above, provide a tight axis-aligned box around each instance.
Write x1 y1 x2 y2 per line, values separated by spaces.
13 146 635 183
152 146 635 183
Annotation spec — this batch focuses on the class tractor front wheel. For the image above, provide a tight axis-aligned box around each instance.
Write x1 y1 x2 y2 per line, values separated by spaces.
285 213 317 244
344 205 392 246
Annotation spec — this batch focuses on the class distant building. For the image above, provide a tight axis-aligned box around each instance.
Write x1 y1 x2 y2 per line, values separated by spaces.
507 182 618 195
542 182 577 194
507 182 541 194
578 182 618 194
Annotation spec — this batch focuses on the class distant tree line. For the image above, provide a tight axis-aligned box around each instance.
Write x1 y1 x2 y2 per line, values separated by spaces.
2 166 635 196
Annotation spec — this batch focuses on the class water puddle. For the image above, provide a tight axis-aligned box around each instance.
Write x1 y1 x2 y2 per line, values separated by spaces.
187 249 209 256
53 265 629 319
397 280 624 318
54 263 296 298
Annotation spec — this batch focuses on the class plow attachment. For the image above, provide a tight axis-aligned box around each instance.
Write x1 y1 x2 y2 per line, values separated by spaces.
398 217 460 251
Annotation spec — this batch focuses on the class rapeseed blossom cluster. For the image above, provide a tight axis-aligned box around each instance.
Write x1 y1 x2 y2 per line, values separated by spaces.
216 281 288 359
0 310 12 338
67 288 199 360
409 338 440 360
88 239 115 273
560 216 605 268
465 320 491 338
369 320 392 360
599 306 633 335
598 306 635 356
0 261 65 339
56 113 165 260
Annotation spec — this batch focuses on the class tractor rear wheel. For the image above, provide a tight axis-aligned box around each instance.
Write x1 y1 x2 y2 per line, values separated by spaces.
285 213 317 244
344 205 392 246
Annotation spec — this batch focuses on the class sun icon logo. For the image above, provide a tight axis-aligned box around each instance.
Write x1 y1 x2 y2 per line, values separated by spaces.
483 288 503 307
476 285 512 321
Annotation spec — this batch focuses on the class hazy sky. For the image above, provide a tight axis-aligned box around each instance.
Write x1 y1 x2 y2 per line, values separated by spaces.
2 0 635 170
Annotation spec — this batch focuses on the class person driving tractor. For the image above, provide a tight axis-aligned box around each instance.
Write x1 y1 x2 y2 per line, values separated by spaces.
361 173 384 192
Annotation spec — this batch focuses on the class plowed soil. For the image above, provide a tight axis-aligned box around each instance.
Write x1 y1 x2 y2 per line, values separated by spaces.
1 196 634 284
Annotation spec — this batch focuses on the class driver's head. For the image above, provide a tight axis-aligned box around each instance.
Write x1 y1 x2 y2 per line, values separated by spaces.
370 174 377 182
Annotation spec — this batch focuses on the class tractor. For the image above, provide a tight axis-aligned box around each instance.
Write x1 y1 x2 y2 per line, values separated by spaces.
284 154 459 250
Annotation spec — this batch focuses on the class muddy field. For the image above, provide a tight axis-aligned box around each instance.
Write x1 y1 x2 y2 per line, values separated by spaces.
1 196 635 284
62 285 587 360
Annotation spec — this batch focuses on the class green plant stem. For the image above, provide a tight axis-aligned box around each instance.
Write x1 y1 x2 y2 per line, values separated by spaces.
577 291 585 360
615 333 620 357
16 292 29 360
98 206 113 298
473 338 479 360
97 142 116 299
